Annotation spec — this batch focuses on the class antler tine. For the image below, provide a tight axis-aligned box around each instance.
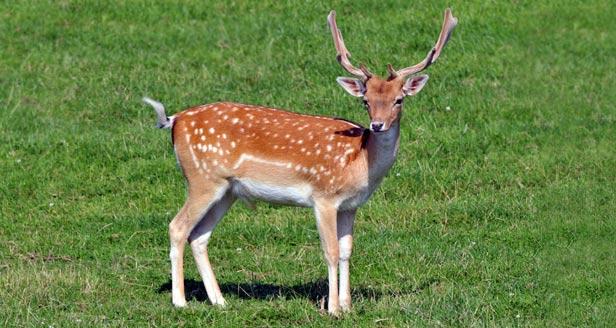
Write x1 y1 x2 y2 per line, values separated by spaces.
386 64 398 80
396 8 458 78
359 64 373 78
327 10 369 79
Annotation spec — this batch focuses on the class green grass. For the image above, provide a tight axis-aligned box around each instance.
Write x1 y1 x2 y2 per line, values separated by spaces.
1 0 615 326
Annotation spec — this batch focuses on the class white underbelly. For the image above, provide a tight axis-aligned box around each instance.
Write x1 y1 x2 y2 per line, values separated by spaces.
231 179 313 207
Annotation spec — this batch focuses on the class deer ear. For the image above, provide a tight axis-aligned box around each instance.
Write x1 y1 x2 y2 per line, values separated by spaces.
336 77 365 97
403 75 429 96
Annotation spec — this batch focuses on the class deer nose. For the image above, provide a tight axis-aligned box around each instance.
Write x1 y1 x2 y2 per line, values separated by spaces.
370 122 384 132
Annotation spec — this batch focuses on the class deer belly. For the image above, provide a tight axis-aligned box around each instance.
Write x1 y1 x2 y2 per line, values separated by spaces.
231 179 313 207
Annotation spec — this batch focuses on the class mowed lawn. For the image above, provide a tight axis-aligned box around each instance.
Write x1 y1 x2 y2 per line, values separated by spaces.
1 0 615 326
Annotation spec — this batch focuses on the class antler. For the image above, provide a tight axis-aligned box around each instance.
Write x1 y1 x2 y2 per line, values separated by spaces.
327 10 373 79
389 8 458 80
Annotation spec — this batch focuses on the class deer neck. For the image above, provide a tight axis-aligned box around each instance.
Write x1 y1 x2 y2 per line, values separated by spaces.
365 118 401 185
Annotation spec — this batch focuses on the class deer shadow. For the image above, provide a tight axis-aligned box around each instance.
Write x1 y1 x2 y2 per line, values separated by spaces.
157 277 437 304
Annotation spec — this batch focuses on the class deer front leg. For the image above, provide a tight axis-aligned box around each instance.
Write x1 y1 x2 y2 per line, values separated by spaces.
337 209 356 312
314 200 340 315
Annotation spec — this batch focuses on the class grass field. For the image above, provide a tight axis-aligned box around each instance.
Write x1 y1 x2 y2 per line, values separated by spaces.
1 0 615 326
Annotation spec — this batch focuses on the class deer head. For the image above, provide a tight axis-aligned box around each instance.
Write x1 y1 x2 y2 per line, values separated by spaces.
328 9 458 132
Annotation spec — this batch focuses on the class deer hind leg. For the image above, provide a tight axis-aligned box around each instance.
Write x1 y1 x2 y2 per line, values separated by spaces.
188 190 236 307
314 200 340 315
337 209 356 312
168 181 229 307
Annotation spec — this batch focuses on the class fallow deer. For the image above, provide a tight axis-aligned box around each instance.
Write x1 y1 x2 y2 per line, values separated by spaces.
143 8 457 315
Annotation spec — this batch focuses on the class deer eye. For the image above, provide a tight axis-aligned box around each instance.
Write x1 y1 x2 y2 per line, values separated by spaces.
394 98 404 106
362 98 370 109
